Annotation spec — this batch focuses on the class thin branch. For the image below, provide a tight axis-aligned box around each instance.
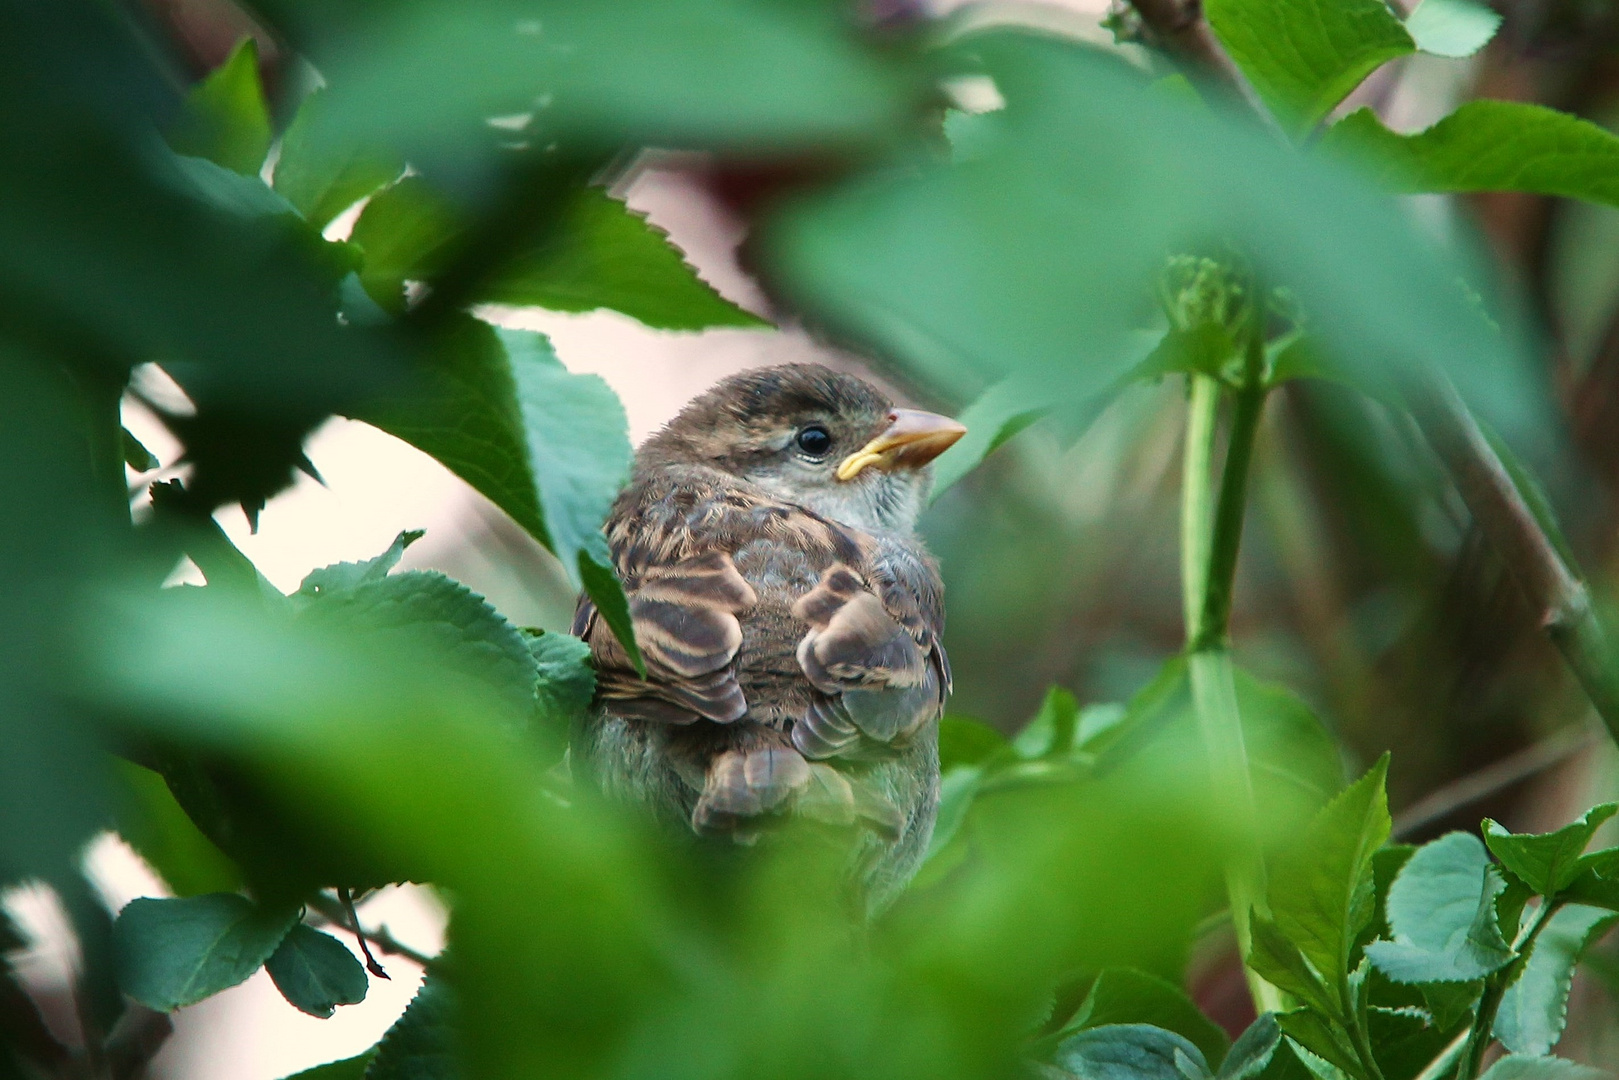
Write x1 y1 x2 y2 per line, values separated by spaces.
1124 0 1280 131
307 894 436 970
1394 723 1603 840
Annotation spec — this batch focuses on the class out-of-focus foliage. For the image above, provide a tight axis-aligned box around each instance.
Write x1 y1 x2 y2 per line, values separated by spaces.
8 0 1619 1078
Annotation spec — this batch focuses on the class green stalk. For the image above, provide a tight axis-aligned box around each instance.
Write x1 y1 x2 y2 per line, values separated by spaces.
1455 899 1562 1079
1181 364 1278 1014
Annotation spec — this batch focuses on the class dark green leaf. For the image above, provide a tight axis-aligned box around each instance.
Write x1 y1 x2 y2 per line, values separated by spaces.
524 630 596 729
278 1051 375 1080
1204 0 1413 134
1366 1003 1461 1080
1218 1014 1282 1080
1273 1010 1360 1077
1364 832 1515 983
1053 1024 1212 1080
265 924 369 1019
168 154 301 220
1483 804 1619 897
1371 845 1416 940
353 317 640 668
113 759 243 897
1476 1057 1608 1080
1417 978 1482 1032
1495 904 1619 1055
938 715 1009 771
169 37 272 175
1051 969 1230 1070
114 893 297 1010
367 974 458 1080
1247 914 1337 1018
349 177 457 313
481 188 765 330
296 529 425 599
1403 0 1502 58
1268 755 1390 992
273 89 402 231
121 427 158 472
1323 104 1619 210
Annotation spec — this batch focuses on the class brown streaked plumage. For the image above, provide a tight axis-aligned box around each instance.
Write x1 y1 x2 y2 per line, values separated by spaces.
571 363 964 912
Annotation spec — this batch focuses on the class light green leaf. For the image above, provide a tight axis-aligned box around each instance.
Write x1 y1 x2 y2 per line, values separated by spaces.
922 765 983 864
112 760 242 898
349 177 458 313
1217 1014 1283 1080
1049 969 1230 1070
1053 1023 1212 1080
1013 686 1081 759
1404 0 1503 58
925 377 1048 500
1364 832 1515 983
295 529 425 599
1496 904 1619 1055
482 188 766 330
1484 803 1619 897
352 316 640 669
114 893 297 1010
524 629 596 729
1323 103 1619 209
169 37 273 175
265 924 369 1019
937 715 1009 771
1267 755 1390 990
368 974 457 1080
1204 0 1413 134
1247 914 1337 1018
273 89 403 231
1273 1010 1360 1077
1477 1056 1610 1080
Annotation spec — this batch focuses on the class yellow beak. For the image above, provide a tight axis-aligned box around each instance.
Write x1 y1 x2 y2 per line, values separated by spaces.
836 409 968 482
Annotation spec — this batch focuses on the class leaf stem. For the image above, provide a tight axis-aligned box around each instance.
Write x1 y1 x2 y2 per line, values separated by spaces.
1455 897 1562 1079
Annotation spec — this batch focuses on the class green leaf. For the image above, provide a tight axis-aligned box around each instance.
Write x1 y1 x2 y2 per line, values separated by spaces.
278 1052 375 1080
353 317 640 669
1484 804 1619 897
921 764 983 867
1234 671 1345 834
1050 969 1230 1070
1418 978 1482 1031
1267 755 1390 992
368 974 457 1080
1204 0 1414 134
1364 832 1515 983
295 529 425 599
1476 1057 1610 1080
1013 686 1081 759
349 177 458 313
1247 914 1338 1018
114 893 297 1010
1403 0 1502 58
925 377 1048 500
481 188 765 330
1273 1010 1360 1077
525 630 596 729
1495 904 1619 1055
169 38 273 175
1323 104 1619 210
1218 1014 1283 1080
273 89 403 231
265 924 369 1019
121 427 158 472
937 715 1009 771
112 760 242 897
1053 1024 1212 1080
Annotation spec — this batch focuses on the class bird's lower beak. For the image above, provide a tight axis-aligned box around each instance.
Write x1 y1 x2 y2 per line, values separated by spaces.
836 409 968 482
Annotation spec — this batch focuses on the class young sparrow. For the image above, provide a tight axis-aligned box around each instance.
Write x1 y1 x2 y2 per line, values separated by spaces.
571 364 965 911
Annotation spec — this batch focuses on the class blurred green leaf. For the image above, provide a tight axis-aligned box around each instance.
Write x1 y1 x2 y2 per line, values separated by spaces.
273 89 403 231
1364 832 1515 983
1268 755 1390 993
265 924 370 1019
279 1052 375 1080
1476 1056 1609 1080
1013 686 1080 759
1218 1014 1282 1080
1048 969 1230 1069
113 759 243 897
1248 914 1338 1017
1274 1009 1360 1076
1484 804 1619 897
1204 0 1413 134
1053 1023 1212 1080
169 37 272 176
1403 0 1502 58
114 893 297 1010
770 31 1541 443
1495 904 1619 1056
1234 670 1345 835
1324 104 1619 209
296 529 425 598
350 177 457 313
121 427 158 472
368 974 458 1080
483 188 765 330
354 317 640 667
937 715 1009 771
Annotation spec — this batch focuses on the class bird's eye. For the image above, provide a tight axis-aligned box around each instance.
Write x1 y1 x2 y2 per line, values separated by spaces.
795 424 832 458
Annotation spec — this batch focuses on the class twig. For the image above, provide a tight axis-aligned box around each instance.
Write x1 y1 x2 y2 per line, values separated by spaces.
1394 722 1602 840
1125 0 1279 132
341 888 389 979
307 894 436 970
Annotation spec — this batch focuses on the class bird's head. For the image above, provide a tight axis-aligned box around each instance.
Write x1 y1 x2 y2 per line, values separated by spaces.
640 364 966 534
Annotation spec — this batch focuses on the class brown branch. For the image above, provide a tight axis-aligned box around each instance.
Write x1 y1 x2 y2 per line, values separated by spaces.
1126 0 1619 746
306 895 436 970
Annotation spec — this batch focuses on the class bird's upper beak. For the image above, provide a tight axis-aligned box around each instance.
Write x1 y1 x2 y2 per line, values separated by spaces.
836 409 968 482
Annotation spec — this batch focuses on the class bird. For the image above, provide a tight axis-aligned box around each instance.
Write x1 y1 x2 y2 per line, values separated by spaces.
570 363 966 912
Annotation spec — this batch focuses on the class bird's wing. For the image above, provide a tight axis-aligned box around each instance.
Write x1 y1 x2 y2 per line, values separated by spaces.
790 536 950 760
